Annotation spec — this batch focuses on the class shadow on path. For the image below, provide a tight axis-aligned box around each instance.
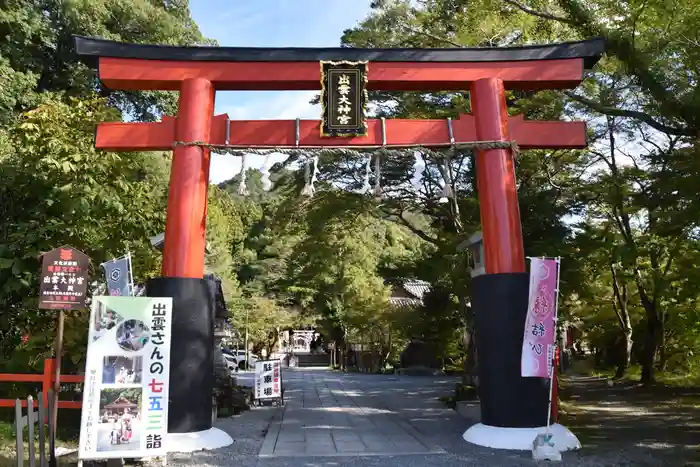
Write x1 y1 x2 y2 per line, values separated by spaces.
560 375 700 465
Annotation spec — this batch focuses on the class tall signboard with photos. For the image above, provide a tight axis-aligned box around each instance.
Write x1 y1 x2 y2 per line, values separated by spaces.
78 296 173 460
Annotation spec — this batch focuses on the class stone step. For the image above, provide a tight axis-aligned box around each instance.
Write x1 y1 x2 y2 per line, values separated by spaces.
295 353 331 368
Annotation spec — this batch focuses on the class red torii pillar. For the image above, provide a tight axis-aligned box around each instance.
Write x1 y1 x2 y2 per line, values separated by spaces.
75 35 603 449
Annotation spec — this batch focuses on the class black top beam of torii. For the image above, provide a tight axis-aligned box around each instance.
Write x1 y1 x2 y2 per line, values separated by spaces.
73 35 605 68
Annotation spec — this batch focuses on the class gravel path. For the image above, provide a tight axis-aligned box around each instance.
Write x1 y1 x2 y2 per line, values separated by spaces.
166 405 279 467
159 369 697 467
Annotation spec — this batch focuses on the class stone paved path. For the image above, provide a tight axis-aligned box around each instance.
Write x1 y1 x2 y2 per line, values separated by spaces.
160 369 690 466
259 369 449 457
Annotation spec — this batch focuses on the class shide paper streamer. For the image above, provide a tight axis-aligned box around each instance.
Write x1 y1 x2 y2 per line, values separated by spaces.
237 154 249 196
301 155 320 197
260 154 272 192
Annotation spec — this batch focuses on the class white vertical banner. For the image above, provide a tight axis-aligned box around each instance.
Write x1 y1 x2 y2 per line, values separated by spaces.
79 296 172 460
126 251 135 296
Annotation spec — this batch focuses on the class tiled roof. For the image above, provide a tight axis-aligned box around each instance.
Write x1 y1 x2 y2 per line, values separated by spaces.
388 297 422 309
387 278 431 308
401 279 431 300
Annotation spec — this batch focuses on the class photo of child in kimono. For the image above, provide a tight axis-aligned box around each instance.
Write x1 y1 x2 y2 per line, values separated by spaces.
97 388 142 452
102 356 143 385
115 319 150 352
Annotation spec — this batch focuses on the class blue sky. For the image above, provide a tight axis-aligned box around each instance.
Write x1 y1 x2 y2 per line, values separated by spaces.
190 1 374 183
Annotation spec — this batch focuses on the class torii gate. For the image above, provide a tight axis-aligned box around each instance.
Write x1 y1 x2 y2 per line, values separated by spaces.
74 35 604 451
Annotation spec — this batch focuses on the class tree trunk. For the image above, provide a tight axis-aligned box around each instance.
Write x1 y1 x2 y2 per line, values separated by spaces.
610 263 633 379
640 309 661 385
615 328 633 379
383 325 392 369
266 333 280 357
463 326 478 386
458 294 478 387
657 316 667 371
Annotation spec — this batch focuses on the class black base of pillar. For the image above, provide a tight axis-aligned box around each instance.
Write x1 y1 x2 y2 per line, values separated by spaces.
146 277 214 434
472 272 549 428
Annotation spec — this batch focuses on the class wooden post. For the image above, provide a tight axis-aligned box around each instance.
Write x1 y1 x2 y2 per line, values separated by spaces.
48 390 56 467
15 398 24 467
37 396 45 467
552 347 560 422
41 359 54 422
27 396 35 467
51 311 65 441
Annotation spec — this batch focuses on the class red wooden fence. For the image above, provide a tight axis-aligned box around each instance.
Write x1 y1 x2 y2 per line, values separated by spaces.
0 358 83 409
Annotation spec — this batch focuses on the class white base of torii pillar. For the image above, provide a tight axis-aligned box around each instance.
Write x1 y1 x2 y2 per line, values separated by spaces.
167 428 233 452
463 423 581 451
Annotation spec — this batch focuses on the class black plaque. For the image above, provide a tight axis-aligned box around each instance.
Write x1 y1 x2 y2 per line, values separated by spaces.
320 61 368 137
39 245 90 310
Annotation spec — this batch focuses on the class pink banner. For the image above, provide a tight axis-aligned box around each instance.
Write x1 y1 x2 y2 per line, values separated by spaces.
521 258 559 378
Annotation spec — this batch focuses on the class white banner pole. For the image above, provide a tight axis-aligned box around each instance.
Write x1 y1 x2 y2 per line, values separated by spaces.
545 257 562 437
127 251 135 296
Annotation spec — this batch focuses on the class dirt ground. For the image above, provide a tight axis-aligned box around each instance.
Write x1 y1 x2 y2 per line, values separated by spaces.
560 375 700 465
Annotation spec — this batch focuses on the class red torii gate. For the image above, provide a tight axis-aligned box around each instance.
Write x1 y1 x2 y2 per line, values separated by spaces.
75 35 604 450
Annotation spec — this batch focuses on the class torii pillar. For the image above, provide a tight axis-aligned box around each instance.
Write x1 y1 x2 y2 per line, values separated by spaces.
74 35 604 452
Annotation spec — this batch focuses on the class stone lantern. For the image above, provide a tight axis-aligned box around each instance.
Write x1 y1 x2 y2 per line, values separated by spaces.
465 231 485 278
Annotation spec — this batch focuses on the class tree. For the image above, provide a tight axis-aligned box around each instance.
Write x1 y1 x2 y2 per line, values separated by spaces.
500 0 700 382
0 0 213 121
325 0 588 378
0 95 169 365
274 188 417 367
0 0 214 373
545 0 700 137
335 0 700 385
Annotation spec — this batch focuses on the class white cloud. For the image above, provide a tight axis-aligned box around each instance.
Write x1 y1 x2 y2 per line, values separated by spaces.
215 91 319 120
210 91 319 184
209 150 290 186
209 153 243 185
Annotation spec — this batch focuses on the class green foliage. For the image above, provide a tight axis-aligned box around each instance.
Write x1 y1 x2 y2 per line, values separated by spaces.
0 0 212 376
0 0 212 121
284 191 393 326
0 95 168 366
395 286 463 362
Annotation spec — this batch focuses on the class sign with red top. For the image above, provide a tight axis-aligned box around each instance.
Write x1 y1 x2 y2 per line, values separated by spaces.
254 359 282 401
39 245 90 310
